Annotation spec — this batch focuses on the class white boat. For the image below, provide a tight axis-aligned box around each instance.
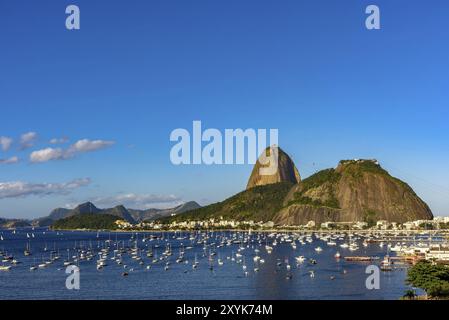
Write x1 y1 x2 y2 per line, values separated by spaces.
380 255 393 271
0 266 12 271
315 246 323 252
295 256 306 263
334 252 341 259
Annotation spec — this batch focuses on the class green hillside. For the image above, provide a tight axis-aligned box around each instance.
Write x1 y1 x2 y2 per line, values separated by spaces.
51 214 119 230
162 182 293 223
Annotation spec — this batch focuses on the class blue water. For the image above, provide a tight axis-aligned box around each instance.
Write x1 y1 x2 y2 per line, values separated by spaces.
0 228 420 300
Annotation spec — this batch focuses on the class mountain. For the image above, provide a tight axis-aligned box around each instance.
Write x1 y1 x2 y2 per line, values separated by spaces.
102 205 135 223
246 146 300 189
129 201 201 221
35 201 201 226
49 208 71 220
32 208 71 227
52 214 118 230
275 159 433 225
68 202 102 215
0 218 31 228
166 157 433 226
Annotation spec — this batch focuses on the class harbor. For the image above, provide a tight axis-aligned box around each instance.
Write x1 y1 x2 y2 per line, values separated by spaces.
0 227 438 299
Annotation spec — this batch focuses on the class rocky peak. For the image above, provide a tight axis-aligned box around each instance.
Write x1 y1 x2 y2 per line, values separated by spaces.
246 146 301 190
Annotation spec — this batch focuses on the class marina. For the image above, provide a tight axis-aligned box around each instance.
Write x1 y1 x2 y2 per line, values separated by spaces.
0 227 439 299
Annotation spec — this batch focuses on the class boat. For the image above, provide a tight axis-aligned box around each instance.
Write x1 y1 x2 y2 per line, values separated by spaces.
380 255 393 271
286 259 291 271
24 242 32 256
334 252 341 259
315 246 323 252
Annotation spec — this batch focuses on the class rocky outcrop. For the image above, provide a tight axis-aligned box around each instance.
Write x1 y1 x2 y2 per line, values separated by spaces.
246 146 301 190
274 159 433 225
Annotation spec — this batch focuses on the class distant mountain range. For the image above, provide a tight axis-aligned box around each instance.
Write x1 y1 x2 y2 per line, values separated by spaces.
0 218 31 229
32 201 201 226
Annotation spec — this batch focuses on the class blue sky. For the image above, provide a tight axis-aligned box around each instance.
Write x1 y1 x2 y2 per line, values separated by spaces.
1 0 449 218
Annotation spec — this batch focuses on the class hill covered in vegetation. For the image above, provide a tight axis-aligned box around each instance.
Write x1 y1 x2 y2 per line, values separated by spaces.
162 182 294 223
51 214 119 230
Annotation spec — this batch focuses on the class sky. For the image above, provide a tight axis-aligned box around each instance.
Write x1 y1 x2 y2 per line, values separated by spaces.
1 0 449 219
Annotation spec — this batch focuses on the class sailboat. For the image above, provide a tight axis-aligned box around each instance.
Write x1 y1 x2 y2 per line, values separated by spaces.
0 265 12 271
63 249 72 266
192 253 199 269
286 258 291 271
24 242 32 256
30 258 37 271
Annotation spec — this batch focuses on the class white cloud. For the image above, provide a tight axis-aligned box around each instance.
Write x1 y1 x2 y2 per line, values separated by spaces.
30 148 64 163
90 193 183 209
20 132 38 149
66 139 115 156
0 156 19 164
0 136 13 151
50 137 69 144
30 139 115 163
0 178 91 199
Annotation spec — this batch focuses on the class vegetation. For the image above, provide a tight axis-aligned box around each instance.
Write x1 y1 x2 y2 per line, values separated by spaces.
51 214 119 230
301 169 341 190
407 261 449 298
160 182 294 223
287 169 341 209
439 222 449 229
364 209 378 228
339 159 387 176
419 222 435 230
402 289 417 300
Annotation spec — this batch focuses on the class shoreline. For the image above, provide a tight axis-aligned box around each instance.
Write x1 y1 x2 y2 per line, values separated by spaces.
28 227 449 234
